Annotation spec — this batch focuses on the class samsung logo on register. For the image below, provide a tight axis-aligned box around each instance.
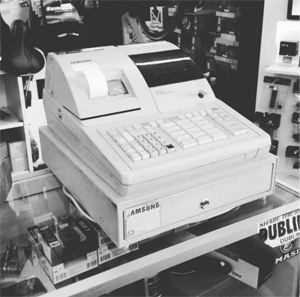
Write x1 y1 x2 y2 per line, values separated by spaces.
130 202 160 216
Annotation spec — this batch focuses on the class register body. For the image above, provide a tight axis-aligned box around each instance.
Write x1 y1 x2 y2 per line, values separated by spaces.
40 41 277 247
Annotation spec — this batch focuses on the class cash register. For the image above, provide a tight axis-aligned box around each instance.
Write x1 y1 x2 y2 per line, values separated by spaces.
40 41 277 248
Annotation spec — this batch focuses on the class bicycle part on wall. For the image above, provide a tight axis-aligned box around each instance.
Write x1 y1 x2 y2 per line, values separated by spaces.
136 1 183 41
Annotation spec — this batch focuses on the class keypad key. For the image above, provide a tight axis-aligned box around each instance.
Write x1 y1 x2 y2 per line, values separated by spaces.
108 129 118 136
149 148 159 157
160 122 176 130
133 124 143 129
196 135 213 145
121 143 132 150
139 151 150 160
165 126 181 134
180 139 198 148
191 116 204 122
185 127 201 134
176 119 191 126
206 128 221 135
164 143 176 153
201 124 215 131
135 146 144 152
121 132 135 142
211 132 227 141
113 133 122 141
157 147 167 155
190 131 206 138
148 121 158 128
175 134 192 143
125 148 136 156
130 153 142 162
196 120 210 127
117 138 127 146
181 123 197 130
229 127 248 136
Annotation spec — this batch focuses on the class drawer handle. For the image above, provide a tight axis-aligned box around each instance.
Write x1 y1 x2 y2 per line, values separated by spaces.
200 199 210 209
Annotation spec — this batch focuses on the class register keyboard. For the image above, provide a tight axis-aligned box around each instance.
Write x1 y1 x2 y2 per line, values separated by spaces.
109 106 248 162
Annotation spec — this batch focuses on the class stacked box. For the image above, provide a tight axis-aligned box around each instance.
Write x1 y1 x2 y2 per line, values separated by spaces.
8 140 28 172
27 215 98 284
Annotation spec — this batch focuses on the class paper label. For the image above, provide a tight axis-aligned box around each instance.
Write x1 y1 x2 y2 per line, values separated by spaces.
70 60 98 72
258 209 300 247
124 201 161 240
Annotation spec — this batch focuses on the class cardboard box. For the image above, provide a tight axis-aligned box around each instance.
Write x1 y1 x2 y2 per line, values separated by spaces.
39 249 98 284
27 216 99 284
207 240 275 289
11 156 29 172
8 140 26 158
27 225 43 266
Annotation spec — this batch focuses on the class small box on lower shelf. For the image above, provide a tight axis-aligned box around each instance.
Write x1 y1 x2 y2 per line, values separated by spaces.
27 215 99 284
207 240 275 289
11 156 29 173
8 140 27 158
39 249 98 285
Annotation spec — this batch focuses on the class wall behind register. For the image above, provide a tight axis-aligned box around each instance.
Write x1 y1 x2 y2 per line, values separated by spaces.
255 0 300 185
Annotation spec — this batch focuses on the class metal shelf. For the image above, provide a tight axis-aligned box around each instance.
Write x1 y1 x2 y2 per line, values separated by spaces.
0 107 24 130
265 64 300 77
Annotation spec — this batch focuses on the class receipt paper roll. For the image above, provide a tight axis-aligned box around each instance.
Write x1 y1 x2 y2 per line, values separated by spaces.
81 68 108 98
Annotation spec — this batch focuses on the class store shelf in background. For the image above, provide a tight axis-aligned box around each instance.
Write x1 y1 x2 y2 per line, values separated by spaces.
265 64 300 76
215 37 239 47
214 55 238 65
0 107 23 130
184 9 216 16
216 11 241 19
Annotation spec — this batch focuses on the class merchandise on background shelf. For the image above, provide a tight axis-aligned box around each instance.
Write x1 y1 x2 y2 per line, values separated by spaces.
27 215 99 284
0 141 12 207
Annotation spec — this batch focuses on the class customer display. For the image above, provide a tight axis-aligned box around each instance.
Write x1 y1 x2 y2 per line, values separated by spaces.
40 41 277 248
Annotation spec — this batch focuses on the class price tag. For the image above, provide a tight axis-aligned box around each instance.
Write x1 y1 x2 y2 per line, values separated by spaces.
124 201 161 240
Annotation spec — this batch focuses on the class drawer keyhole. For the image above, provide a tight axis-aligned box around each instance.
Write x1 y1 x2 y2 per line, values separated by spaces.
200 199 210 209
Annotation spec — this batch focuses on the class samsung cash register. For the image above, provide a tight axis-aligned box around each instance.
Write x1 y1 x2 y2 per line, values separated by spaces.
40 41 277 247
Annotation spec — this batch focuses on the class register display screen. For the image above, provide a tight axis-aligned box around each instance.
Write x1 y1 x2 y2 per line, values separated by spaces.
129 50 204 88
